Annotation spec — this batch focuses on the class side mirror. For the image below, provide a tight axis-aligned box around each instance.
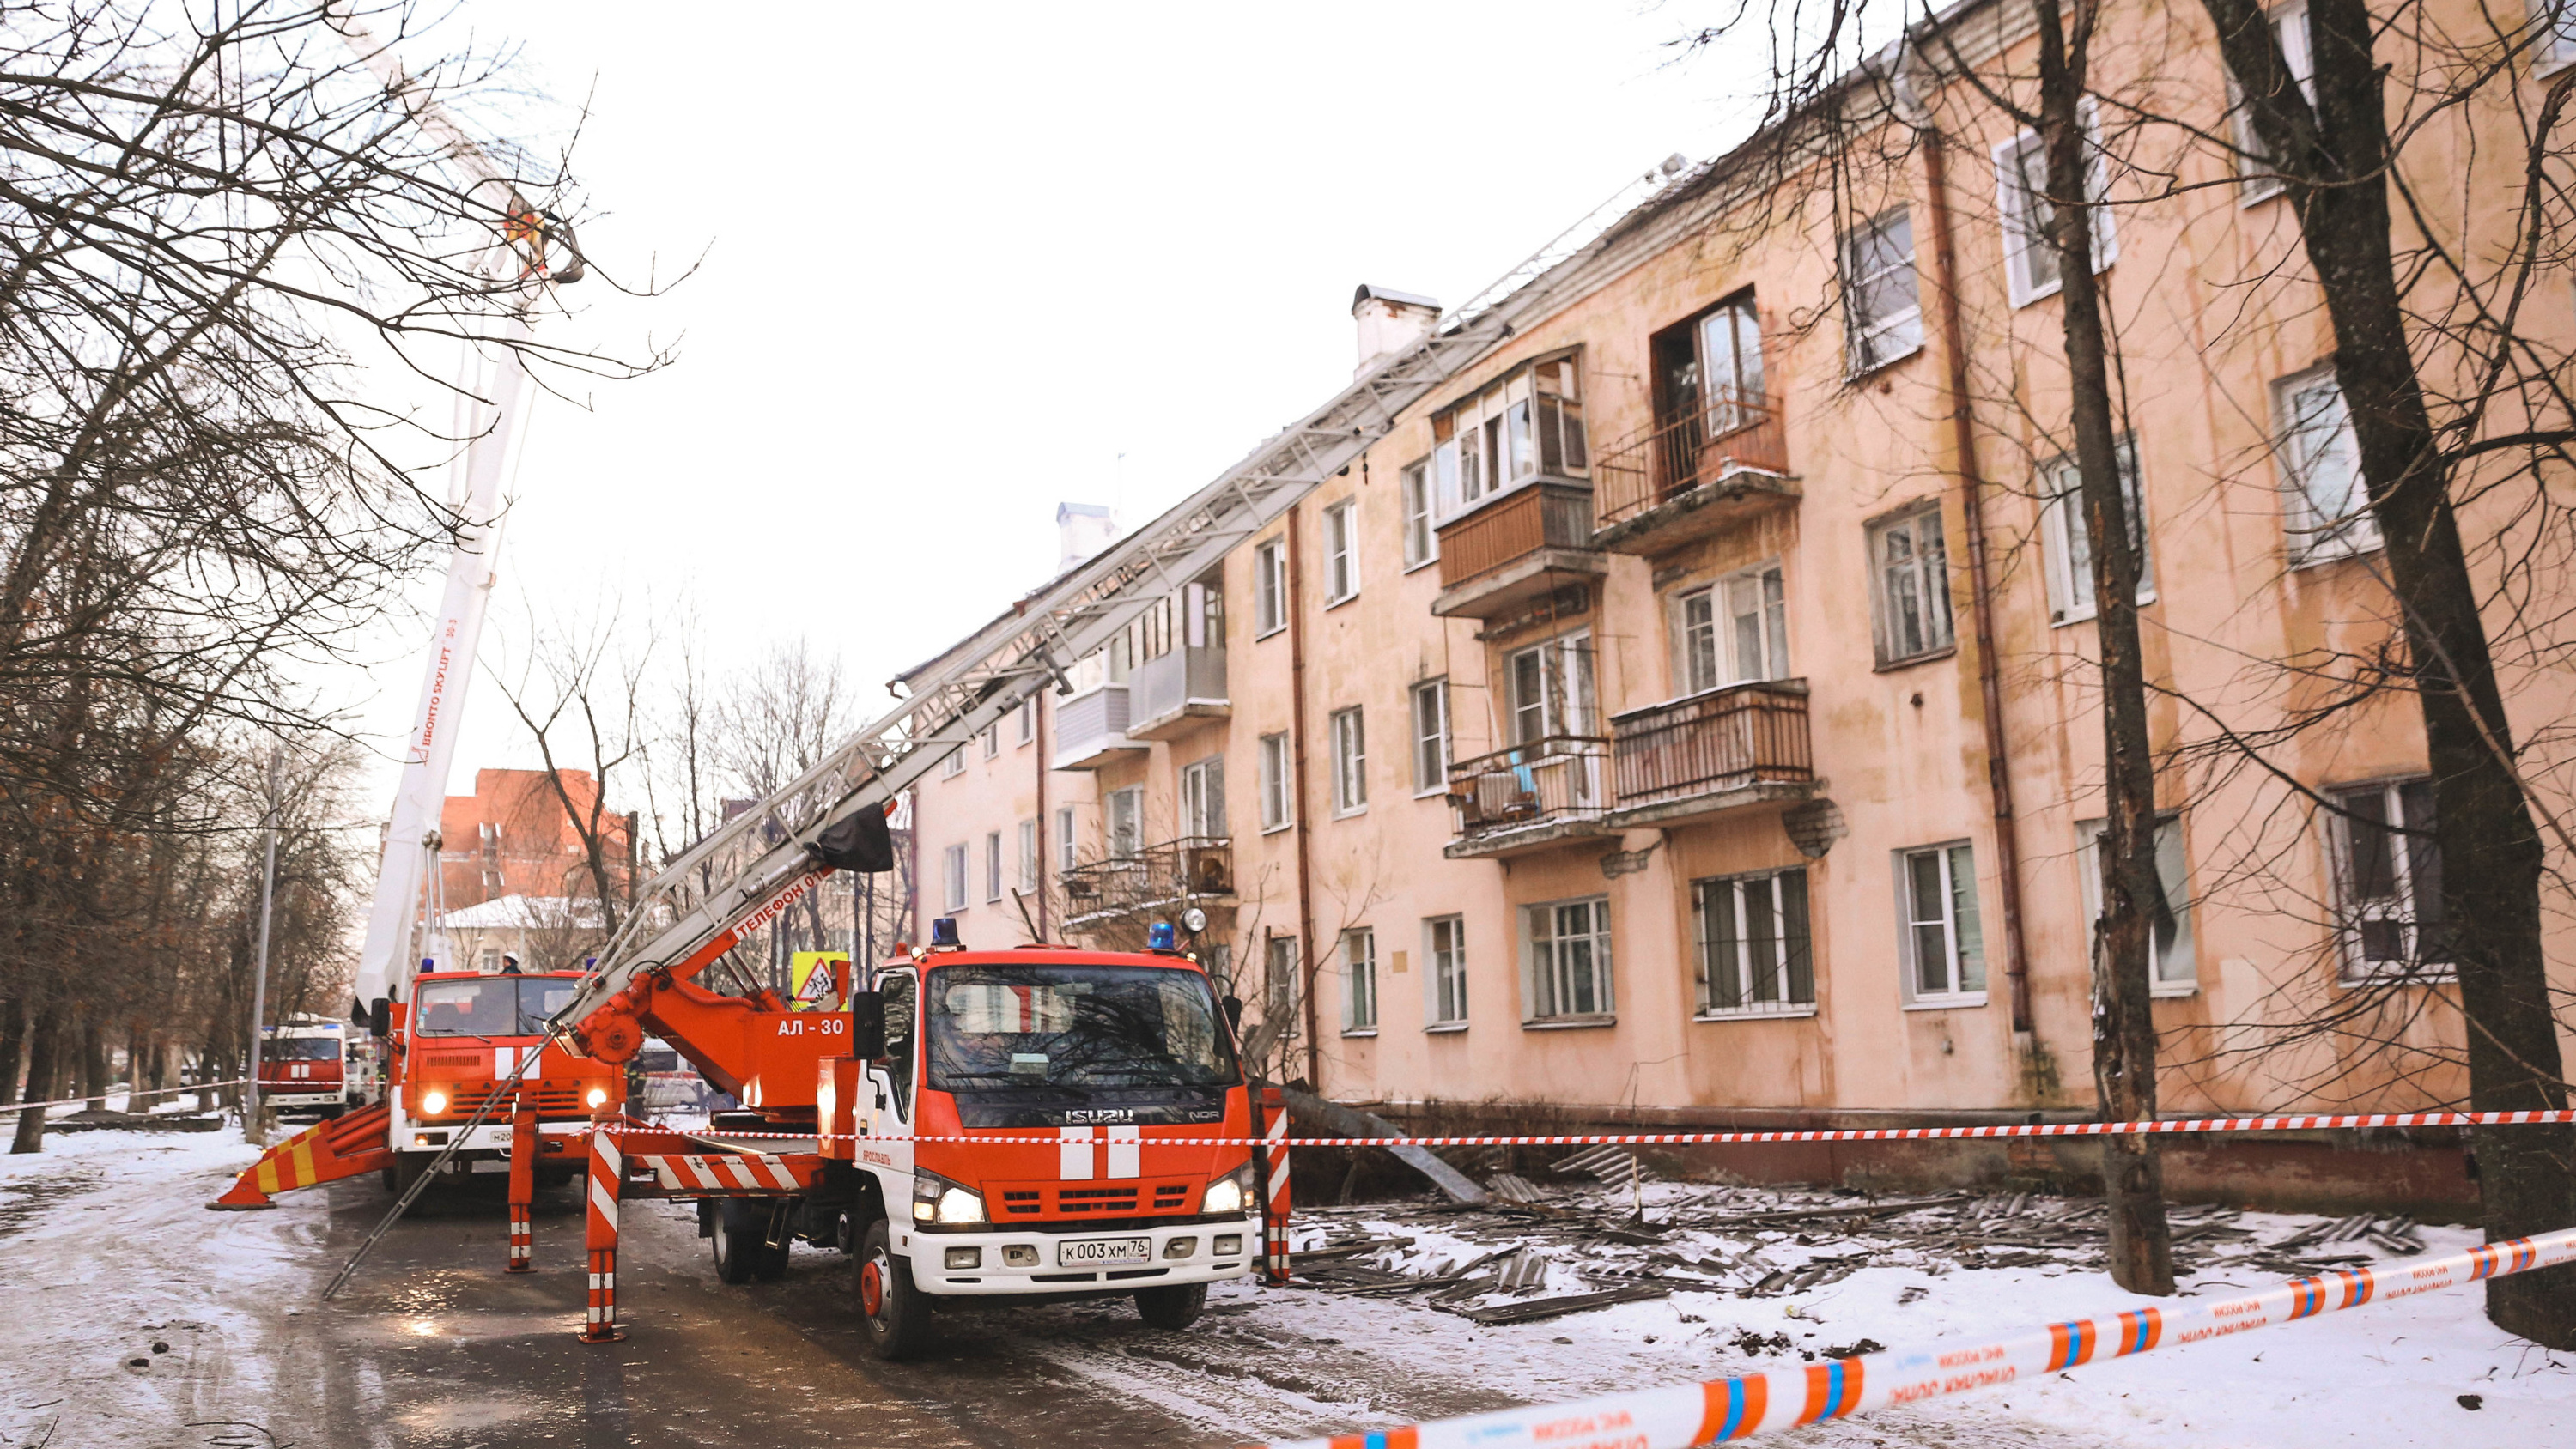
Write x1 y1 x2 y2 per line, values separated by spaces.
1222 996 1243 1035
369 997 391 1039
848 991 887 1060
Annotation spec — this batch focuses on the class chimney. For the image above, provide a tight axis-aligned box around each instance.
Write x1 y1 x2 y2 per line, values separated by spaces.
1057 501 1117 573
1352 284 1441 378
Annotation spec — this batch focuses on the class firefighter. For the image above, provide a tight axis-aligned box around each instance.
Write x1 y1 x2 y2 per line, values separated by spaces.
501 954 522 975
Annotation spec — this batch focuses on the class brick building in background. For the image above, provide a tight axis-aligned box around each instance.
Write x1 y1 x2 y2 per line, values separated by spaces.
429 767 635 973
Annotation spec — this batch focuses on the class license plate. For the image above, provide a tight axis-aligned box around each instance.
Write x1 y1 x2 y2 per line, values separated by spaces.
1058 1235 1151 1268
469 1159 511 1173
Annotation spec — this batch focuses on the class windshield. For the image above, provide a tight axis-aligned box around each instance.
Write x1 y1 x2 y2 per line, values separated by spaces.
262 1035 341 1061
926 963 1238 1092
413 978 578 1038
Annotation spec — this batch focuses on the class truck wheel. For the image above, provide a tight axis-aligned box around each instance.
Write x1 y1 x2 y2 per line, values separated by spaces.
855 1220 932 1361
381 1153 429 1198
711 1199 766 1284
1133 1282 1208 1331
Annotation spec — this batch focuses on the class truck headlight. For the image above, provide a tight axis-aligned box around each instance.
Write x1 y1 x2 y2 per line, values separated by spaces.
586 1087 610 1109
1201 1160 1257 1216
912 1168 987 1226
420 1088 448 1115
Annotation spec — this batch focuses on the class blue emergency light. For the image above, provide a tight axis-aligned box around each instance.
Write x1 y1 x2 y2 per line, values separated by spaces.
1147 921 1176 951
931 916 962 949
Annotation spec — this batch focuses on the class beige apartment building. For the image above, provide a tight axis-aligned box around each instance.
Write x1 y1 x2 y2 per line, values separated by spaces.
902 0 2576 1191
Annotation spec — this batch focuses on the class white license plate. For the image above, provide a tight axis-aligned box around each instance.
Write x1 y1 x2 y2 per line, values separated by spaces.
1058 1236 1151 1268
469 1159 511 1173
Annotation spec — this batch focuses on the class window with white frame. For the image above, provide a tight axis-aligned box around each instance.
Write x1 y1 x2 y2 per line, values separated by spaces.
1694 868 1816 1016
1525 897 1613 1022
2326 779 2451 983
1507 631 1596 744
1995 103 2117 308
1264 931 1300 1025
1106 786 1142 860
1679 563 1790 694
1341 928 1377 1033
1254 537 1287 636
942 843 968 912
1330 706 1367 814
1017 817 1038 894
2541 0 2576 72
981 724 999 760
1181 755 1227 839
1400 459 1438 567
1841 207 1924 374
1410 679 1450 793
2040 438 2155 625
1431 354 1588 518
2231 0 2315 203
1322 499 1359 603
1200 943 1235 998
2273 365 2382 563
940 745 965 779
984 830 1003 901
1653 292 1768 437
2075 815 2197 993
1258 731 1292 831
1425 915 1467 1027
1054 806 1077 873
1868 504 1956 664
1015 696 1035 745
1898 842 1987 1003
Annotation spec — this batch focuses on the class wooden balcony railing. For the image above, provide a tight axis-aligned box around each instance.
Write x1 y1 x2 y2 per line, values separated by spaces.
1593 390 1789 530
1433 482 1595 589
1445 735 1611 840
1610 679 1812 811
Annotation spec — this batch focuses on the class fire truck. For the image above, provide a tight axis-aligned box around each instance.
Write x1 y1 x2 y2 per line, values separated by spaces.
256 1016 355 1118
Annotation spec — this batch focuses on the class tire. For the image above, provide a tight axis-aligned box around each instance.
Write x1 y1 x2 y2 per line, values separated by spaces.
854 1219 933 1361
380 1152 430 1198
1133 1281 1208 1331
710 1199 767 1284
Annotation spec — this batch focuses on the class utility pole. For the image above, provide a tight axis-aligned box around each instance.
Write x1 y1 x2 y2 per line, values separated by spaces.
245 746 282 1146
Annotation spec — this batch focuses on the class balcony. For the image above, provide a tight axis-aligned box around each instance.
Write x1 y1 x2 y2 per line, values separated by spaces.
1429 482 1606 622
1443 736 1613 859
1060 836 1236 927
1591 391 1796 555
1052 684 1145 771
1607 679 1815 828
1127 644 1228 741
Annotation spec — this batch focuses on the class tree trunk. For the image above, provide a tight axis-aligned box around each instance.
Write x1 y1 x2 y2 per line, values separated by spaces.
2032 0 2174 1296
0 997 25 1106
2205 0 2576 1346
10 1000 64 1153
80 1013 108 1110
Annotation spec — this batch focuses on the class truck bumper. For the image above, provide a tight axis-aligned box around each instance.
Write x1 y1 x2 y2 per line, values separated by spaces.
902 1216 1261 1297
261 1089 343 1110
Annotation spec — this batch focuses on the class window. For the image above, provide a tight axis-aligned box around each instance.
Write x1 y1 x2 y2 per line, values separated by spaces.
1254 538 1287 637
1898 843 1987 1003
940 745 965 779
1508 631 1597 744
1258 731 1293 831
1015 696 1036 745
1341 928 1377 1033
942 843 968 912
1330 706 1367 814
1995 104 2117 307
2075 815 2197 994
1322 500 1359 603
1679 563 1790 693
1017 818 1039 894
981 724 999 760
1425 916 1467 1028
1264 931 1300 1027
2541 0 2576 73
1841 207 1924 374
984 830 1003 902
2231 0 2315 203
1868 505 1956 664
1525 897 1613 1022
1695 869 1815 1016
2040 439 2154 625
2274 365 2381 563
2326 779 2451 983
1410 679 1450 793
1653 292 1767 436
1430 355 1587 518
1055 806 1077 873
1106 786 1142 860
1181 755 1227 839
1400 460 1438 567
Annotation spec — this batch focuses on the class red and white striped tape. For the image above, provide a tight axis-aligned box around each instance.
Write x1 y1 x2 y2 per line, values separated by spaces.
617 1106 2576 1149
5 1079 253 1114
1244 1226 2576 1448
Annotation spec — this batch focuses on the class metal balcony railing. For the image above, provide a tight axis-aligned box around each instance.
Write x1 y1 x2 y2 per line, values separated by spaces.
1059 836 1235 922
1444 736 1611 840
1609 679 1812 812
1593 390 1789 530
1432 482 1596 590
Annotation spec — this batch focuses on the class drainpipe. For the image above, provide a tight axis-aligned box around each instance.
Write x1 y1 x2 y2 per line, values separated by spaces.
1035 694 1048 941
1285 503 1322 1088
1921 130 2035 1038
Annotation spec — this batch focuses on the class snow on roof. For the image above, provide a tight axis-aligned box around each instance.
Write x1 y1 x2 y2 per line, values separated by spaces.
437 894 604 931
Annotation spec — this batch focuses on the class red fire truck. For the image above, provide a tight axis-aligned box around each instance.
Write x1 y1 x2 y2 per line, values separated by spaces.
256 1015 356 1118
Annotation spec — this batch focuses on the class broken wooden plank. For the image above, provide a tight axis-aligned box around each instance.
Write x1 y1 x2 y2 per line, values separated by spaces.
1452 1285 1670 1325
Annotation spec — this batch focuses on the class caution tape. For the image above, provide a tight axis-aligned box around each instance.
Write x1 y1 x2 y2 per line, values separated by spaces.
4 1078 252 1115
613 1106 2576 1149
1242 1225 2576 1448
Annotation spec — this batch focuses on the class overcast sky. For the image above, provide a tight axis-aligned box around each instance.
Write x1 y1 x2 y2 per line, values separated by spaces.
346 2 1771 806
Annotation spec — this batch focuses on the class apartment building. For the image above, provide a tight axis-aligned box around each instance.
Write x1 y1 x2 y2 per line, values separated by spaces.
906 0 2576 1155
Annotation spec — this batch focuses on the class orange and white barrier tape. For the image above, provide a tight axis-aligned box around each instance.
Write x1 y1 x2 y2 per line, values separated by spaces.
7 1079 252 1114
1242 1226 2576 1449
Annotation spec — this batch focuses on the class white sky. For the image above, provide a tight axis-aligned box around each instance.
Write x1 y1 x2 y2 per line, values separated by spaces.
343 2 1772 809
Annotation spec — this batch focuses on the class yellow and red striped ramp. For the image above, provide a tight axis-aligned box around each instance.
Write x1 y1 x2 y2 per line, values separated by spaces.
209 1104 395 1210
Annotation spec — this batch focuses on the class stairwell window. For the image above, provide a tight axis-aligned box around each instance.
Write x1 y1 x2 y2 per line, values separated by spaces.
981 724 999 760
984 830 1003 902
1425 915 1467 1028
2231 0 2315 203
1181 755 1226 839
1106 786 1142 861
1321 499 1359 604
1258 731 1293 832
1341 928 1378 1034
1330 706 1368 815
1694 869 1815 1016
1015 696 1036 746
1400 459 1438 568
1897 842 1986 1005
1265 932 1301 1028
2075 815 2197 994
1254 537 1287 638
1996 103 2117 308
2040 438 2154 625
1410 679 1450 794
1840 207 1924 375
2274 365 2381 564
2327 779 2451 984
1017 818 1038 894
1868 504 1956 665
943 843 968 912
1679 563 1789 693
1524 896 1613 1024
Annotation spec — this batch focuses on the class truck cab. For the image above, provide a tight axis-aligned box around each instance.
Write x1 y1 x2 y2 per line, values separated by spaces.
823 943 1259 1358
386 969 624 1190
258 1016 354 1117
